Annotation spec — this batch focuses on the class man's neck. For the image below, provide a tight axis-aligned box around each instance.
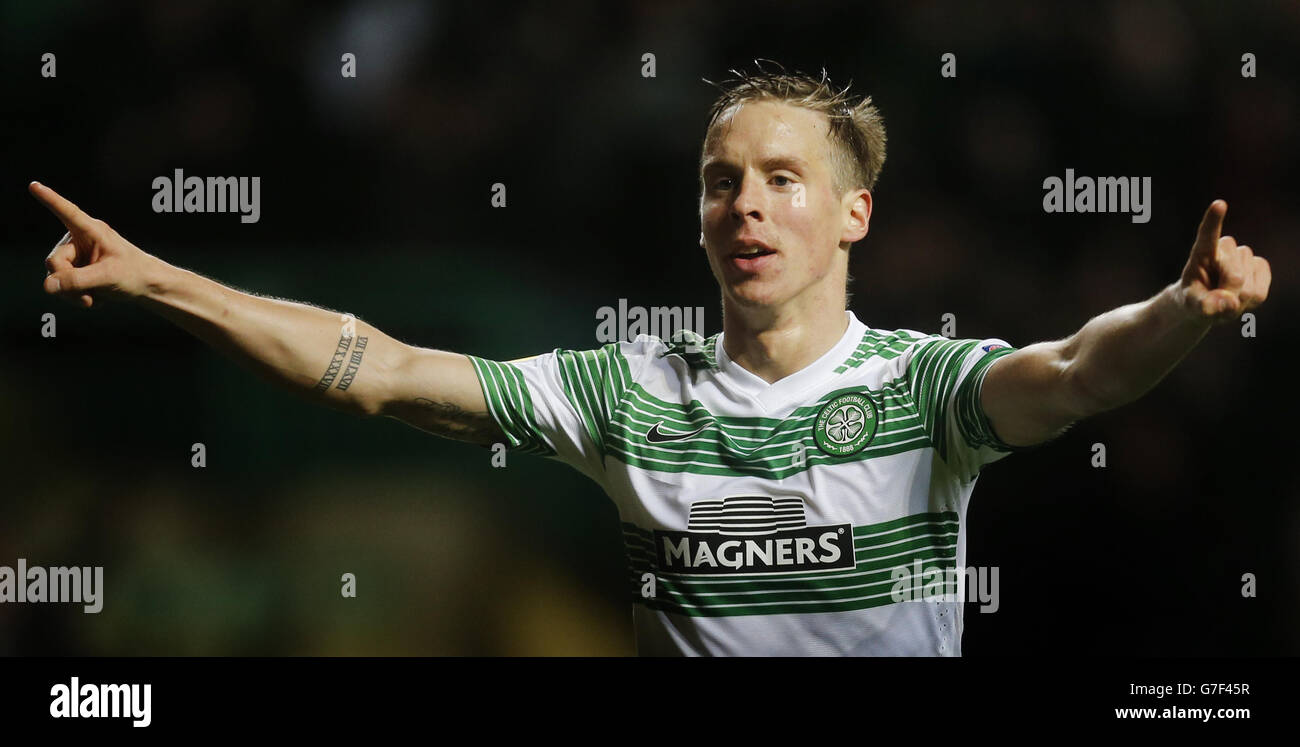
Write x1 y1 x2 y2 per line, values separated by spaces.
721 292 851 384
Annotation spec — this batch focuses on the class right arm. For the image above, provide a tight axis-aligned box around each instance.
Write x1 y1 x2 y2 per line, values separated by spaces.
31 181 504 445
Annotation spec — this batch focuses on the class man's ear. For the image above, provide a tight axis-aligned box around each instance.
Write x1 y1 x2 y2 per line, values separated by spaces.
841 189 872 244
699 231 706 248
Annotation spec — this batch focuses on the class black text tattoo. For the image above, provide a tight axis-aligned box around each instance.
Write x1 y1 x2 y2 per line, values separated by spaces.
336 336 369 391
315 333 354 392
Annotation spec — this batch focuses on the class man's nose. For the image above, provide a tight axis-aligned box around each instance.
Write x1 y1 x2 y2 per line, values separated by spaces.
730 175 764 222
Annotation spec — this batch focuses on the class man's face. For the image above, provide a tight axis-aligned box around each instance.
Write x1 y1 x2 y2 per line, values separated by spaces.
699 100 868 313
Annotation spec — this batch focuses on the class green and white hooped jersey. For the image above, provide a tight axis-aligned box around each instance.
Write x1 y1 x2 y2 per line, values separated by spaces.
469 312 1022 656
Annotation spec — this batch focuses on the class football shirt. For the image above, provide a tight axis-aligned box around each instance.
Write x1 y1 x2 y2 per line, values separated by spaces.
469 311 1022 655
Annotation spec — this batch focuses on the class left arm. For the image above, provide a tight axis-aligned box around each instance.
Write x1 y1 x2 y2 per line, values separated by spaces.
981 200 1272 448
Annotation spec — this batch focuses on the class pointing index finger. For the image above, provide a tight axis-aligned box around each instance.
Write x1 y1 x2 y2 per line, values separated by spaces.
1193 199 1227 257
29 181 97 233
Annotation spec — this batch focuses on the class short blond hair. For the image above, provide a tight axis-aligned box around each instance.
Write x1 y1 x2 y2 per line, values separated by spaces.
701 62 887 196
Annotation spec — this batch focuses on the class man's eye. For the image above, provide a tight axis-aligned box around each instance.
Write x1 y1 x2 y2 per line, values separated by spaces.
772 175 792 187
714 178 734 190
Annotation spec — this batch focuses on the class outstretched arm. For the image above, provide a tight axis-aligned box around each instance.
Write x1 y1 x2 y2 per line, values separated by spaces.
979 200 1272 448
31 181 504 445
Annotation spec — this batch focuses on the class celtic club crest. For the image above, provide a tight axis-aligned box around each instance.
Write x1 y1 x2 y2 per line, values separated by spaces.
813 392 879 456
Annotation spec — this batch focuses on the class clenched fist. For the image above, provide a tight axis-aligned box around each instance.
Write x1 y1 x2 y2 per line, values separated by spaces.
32 182 155 308
1175 200 1271 323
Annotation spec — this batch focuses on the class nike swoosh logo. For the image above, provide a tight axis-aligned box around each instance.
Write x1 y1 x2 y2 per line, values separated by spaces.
645 421 708 443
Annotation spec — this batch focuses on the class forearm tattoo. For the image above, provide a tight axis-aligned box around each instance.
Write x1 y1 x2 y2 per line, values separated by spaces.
336 336 368 391
314 332 353 392
315 313 370 392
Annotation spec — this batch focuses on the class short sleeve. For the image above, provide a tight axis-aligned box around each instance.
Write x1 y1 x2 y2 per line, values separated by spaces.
466 341 644 485
905 336 1026 482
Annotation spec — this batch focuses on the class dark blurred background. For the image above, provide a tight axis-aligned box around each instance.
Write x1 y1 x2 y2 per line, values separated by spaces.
1 0 1296 655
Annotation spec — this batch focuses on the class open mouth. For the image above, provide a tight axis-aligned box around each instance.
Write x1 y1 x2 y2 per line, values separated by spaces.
728 240 778 272
731 246 777 259
729 240 777 264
